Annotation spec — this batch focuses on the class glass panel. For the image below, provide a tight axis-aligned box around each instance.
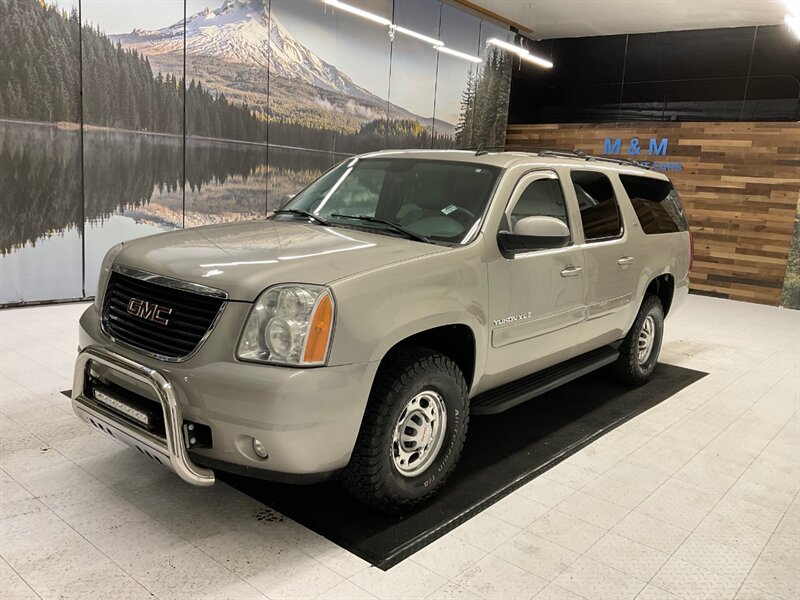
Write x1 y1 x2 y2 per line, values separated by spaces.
336 0 391 153
285 157 501 245
184 0 269 223
386 0 440 149
470 21 513 147
185 139 268 226
571 170 622 241
266 147 340 213
433 4 480 148
269 0 391 153
0 0 82 304
81 0 184 296
620 175 688 234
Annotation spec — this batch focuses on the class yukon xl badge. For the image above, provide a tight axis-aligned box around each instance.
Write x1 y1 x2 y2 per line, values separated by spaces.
127 297 173 326
493 311 532 326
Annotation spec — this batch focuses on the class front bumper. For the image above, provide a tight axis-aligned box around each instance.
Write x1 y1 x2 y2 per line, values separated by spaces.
75 305 379 485
72 346 215 486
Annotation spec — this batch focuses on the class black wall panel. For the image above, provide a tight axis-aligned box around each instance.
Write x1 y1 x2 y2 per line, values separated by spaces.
510 24 800 124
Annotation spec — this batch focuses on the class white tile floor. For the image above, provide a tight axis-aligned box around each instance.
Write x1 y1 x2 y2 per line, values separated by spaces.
0 295 798 600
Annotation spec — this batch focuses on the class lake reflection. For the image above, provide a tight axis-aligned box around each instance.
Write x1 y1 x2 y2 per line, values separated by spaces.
1 121 342 304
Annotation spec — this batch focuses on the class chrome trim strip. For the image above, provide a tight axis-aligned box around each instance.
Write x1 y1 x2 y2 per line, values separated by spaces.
113 264 228 299
101 266 228 363
72 346 215 487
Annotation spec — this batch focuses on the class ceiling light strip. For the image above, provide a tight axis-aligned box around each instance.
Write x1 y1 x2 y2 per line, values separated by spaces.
323 0 488 64
487 37 529 56
435 45 483 63
488 37 553 69
392 24 444 46
323 0 391 26
520 53 553 69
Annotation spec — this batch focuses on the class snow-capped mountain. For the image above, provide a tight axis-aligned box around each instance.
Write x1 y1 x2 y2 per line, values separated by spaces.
113 0 382 106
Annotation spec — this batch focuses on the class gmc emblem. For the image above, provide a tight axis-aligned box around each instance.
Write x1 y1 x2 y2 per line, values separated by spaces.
127 297 173 326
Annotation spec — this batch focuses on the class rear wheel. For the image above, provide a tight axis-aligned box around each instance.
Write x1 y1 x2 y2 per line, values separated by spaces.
609 295 664 385
341 347 469 513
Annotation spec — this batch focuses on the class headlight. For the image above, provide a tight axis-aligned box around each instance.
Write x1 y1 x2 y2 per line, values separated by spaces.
94 242 125 310
237 284 335 366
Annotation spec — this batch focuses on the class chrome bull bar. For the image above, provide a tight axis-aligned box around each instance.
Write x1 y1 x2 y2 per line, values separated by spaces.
72 346 215 487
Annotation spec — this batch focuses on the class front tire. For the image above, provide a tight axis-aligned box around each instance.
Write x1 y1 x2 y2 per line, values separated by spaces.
342 347 469 513
609 295 664 385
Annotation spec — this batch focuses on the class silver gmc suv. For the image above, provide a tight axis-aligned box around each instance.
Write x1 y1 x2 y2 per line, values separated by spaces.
73 149 691 512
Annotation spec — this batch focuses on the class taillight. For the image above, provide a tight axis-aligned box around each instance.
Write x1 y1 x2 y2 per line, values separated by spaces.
689 232 695 272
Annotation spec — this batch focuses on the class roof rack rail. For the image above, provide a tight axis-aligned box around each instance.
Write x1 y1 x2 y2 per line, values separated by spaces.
536 149 587 159
585 155 648 168
458 145 652 169
463 145 585 155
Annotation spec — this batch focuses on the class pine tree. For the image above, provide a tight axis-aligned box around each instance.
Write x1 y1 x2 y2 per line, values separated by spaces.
5 82 22 118
455 70 477 148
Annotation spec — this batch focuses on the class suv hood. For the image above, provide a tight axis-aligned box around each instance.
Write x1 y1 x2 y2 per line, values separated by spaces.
114 220 447 301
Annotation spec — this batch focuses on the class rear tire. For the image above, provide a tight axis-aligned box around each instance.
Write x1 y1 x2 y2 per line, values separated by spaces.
609 295 664 385
341 347 469 513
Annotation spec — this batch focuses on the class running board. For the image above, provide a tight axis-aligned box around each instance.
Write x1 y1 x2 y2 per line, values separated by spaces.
470 346 619 415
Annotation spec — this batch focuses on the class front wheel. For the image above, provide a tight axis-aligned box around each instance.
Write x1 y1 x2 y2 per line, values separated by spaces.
341 347 469 513
608 295 664 385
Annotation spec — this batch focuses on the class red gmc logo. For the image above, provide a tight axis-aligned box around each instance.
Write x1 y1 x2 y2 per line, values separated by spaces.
126 297 173 326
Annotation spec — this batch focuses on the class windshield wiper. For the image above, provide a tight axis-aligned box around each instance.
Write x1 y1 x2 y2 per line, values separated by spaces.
330 214 431 244
273 209 329 226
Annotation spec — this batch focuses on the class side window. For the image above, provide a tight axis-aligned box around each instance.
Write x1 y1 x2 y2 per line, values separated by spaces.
619 175 689 234
570 170 622 241
509 177 570 231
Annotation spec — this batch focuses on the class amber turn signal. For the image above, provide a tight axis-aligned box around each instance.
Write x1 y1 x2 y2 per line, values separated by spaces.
303 293 334 364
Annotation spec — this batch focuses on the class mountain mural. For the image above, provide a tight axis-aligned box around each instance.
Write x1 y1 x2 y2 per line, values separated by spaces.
0 0 513 304
111 0 453 136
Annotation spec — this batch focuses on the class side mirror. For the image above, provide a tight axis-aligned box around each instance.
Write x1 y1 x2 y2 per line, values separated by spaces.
498 216 570 255
279 194 296 208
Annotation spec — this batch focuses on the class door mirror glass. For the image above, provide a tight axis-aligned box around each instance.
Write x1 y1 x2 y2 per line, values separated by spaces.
498 216 571 255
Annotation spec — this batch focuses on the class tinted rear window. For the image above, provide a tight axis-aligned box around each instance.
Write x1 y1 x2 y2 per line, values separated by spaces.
571 170 623 241
620 175 689 234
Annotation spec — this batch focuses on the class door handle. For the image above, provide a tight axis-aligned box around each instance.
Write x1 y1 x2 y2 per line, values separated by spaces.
560 265 583 277
617 256 635 266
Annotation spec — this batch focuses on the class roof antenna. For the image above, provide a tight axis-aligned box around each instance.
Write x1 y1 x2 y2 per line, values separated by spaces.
475 143 488 156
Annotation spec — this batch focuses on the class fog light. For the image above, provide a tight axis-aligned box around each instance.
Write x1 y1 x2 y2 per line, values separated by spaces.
253 438 269 459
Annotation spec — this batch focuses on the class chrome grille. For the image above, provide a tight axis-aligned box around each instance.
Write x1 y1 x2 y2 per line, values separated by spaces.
102 269 225 360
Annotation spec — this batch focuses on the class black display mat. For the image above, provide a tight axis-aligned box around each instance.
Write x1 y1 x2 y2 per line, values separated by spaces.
221 363 706 570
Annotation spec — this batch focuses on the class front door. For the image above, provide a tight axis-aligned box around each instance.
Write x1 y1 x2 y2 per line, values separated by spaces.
484 170 586 390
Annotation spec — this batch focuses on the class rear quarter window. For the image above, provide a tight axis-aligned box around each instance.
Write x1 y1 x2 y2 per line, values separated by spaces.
620 175 689 234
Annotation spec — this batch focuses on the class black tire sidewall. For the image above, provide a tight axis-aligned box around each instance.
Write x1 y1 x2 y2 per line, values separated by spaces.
382 368 467 502
634 299 664 378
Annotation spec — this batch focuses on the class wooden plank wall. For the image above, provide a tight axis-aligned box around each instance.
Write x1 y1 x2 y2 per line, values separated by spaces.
506 122 800 306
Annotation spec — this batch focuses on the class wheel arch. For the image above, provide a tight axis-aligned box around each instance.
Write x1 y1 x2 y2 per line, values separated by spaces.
378 323 478 390
645 272 675 315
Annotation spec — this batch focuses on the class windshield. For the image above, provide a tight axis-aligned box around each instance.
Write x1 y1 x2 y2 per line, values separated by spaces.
279 157 502 245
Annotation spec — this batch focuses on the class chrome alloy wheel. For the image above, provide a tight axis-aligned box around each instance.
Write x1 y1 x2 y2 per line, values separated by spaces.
391 390 447 478
637 315 656 364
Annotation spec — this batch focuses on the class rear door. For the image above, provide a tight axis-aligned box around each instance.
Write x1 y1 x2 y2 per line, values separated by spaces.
484 170 586 388
569 169 639 350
